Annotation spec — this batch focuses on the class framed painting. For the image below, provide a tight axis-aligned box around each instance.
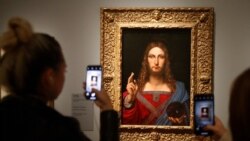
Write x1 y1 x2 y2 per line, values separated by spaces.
101 7 214 140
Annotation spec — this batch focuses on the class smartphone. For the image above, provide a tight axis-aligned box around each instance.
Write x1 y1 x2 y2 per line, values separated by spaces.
85 65 102 100
194 94 215 136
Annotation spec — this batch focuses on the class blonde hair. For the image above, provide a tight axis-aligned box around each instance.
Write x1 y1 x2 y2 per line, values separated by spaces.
0 17 64 95
0 17 33 52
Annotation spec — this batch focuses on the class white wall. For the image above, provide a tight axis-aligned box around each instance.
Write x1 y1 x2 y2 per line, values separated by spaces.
1 0 250 140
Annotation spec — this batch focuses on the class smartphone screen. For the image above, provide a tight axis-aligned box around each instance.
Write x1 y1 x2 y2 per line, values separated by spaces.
194 94 214 136
85 65 102 100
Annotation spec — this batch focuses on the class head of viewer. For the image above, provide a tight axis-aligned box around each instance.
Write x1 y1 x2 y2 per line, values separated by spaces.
0 17 66 102
229 68 250 141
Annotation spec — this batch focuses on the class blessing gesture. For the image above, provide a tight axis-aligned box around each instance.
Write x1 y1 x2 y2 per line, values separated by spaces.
125 72 138 103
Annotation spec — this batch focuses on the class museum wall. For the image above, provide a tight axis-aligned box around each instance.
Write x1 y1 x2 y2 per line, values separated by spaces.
1 0 250 140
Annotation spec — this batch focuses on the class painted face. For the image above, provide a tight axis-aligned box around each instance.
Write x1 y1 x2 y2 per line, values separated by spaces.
147 47 165 74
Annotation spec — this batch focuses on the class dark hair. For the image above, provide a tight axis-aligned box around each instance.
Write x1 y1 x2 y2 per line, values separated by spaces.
137 40 176 92
229 68 250 141
0 17 65 95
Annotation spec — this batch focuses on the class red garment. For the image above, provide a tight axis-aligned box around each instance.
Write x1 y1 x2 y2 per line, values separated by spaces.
122 91 172 125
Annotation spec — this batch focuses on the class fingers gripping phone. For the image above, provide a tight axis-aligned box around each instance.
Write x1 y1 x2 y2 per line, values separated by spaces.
85 65 102 100
194 94 215 136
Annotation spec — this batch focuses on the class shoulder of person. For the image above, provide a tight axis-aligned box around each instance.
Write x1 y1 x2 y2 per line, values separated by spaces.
0 94 31 110
101 110 119 118
175 81 185 88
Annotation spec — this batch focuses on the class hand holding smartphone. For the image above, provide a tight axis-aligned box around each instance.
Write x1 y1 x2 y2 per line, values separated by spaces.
194 94 215 136
85 65 102 100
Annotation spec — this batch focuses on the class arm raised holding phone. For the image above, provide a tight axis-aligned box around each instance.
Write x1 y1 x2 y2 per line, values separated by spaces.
83 81 119 141
203 68 250 141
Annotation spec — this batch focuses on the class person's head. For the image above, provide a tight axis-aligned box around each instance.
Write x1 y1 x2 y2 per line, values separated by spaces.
229 68 250 141
147 46 165 75
0 17 66 102
137 40 176 92
91 76 97 81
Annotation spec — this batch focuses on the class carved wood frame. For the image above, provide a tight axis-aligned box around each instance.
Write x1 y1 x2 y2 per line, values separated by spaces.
100 7 214 140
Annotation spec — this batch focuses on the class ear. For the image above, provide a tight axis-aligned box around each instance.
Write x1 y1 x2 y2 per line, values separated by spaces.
41 68 55 87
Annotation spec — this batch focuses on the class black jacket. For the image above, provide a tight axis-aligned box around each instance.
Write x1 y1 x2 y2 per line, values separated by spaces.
0 95 119 141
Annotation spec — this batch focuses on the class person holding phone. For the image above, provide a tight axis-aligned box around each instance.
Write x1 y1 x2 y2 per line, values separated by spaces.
204 116 230 141
205 68 250 141
194 94 215 136
122 40 189 125
0 17 119 141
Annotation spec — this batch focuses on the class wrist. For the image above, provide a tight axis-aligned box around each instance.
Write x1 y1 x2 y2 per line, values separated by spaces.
101 104 113 112
124 95 135 108
127 93 137 101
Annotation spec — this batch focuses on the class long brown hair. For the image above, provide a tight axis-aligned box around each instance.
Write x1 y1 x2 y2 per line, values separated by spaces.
137 40 176 92
229 68 250 141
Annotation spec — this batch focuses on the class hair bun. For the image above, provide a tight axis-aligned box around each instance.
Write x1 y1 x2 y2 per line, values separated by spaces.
8 17 33 43
0 17 33 51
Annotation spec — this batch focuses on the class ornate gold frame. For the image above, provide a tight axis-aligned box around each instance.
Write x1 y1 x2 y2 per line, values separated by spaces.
101 7 214 140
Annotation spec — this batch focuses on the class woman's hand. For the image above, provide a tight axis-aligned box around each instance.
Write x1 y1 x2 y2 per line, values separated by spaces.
204 116 228 140
168 114 187 125
125 72 138 103
91 88 113 112
83 82 113 112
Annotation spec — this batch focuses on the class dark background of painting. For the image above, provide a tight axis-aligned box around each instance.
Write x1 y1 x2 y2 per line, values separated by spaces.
121 28 191 94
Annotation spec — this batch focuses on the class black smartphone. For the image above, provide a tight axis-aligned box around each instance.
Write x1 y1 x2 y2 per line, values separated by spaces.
85 65 102 100
194 94 215 136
